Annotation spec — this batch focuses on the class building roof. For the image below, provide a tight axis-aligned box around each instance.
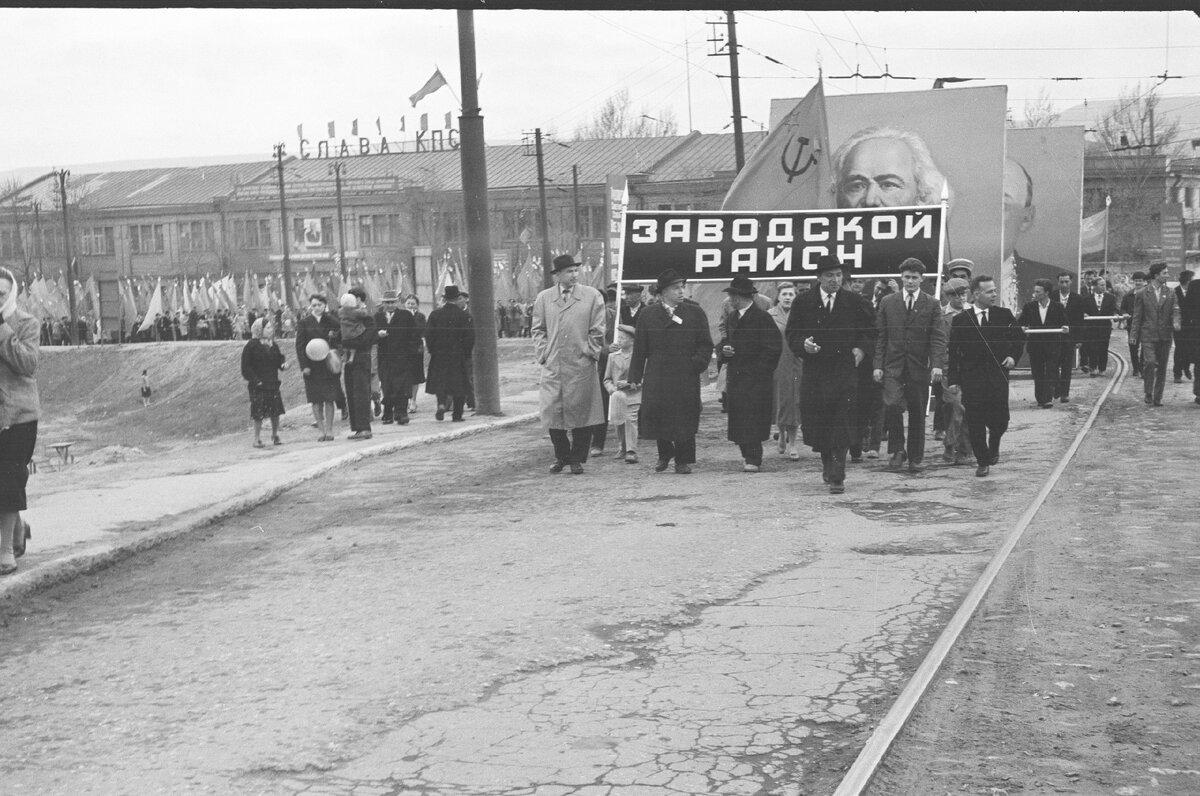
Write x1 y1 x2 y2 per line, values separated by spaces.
21 132 765 212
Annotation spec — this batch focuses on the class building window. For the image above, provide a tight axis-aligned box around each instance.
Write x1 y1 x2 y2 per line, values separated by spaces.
293 217 333 249
232 219 271 249
0 230 14 259
129 224 165 255
359 214 402 246
39 228 64 258
80 226 114 256
178 220 215 252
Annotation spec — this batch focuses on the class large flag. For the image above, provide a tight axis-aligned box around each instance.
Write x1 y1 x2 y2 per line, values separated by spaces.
1080 208 1108 255
85 275 100 316
722 80 831 211
121 280 138 323
243 272 262 310
138 278 163 332
409 68 448 107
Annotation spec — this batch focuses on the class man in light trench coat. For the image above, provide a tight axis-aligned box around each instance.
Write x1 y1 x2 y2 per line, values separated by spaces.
533 254 607 474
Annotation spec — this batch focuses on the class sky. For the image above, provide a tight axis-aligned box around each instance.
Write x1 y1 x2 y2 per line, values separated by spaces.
2 8 1198 179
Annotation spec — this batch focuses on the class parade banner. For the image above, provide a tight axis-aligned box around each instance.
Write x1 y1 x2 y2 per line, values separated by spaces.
1003 126 1085 309
619 206 944 283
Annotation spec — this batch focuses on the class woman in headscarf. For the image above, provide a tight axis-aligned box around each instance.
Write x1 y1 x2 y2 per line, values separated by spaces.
241 317 288 448
0 266 38 575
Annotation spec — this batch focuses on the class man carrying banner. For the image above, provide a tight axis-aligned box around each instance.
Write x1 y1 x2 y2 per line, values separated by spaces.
629 269 713 475
947 275 1024 477
873 257 947 474
786 255 874 494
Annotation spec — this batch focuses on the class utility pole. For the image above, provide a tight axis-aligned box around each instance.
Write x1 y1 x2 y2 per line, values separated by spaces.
56 169 78 345
33 201 43 278
726 10 746 171
274 144 295 310
457 9 501 415
331 161 348 280
535 128 552 290
12 199 26 285
572 164 581 254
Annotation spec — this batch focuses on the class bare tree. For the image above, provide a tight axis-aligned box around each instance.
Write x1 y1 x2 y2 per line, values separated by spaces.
1012 87 1062 128
1090 85 1183 260
574 89 679 140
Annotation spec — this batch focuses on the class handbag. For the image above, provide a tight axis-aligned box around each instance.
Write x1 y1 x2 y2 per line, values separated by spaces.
326 349 343 375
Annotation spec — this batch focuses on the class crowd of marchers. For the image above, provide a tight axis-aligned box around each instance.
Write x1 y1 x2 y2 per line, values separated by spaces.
528 253 1200 494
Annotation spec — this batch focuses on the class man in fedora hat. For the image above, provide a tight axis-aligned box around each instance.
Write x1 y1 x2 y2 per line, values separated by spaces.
374 289 419 425
718 276 782 472
786 254 875 493
629 268 713 474
533 254 606 474
620 283 647 327
425 285 474 422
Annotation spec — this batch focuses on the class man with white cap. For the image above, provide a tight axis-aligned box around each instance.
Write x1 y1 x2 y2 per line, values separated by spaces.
374 289 418 425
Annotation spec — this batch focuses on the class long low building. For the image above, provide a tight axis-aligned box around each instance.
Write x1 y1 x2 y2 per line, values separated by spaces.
0 131 755 338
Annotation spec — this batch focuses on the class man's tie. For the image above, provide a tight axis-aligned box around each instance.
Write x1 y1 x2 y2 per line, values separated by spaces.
824 294 833 312
980 308 988 325
562 287 570 300
906 294 914 313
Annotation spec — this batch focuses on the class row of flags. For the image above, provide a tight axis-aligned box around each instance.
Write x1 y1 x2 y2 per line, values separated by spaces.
297 67 462 142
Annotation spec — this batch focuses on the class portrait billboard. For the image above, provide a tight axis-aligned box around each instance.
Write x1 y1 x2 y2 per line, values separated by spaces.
1002 126 1085 309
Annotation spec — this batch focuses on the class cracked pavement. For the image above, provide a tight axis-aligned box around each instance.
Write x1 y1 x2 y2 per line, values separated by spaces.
0 376 1093 795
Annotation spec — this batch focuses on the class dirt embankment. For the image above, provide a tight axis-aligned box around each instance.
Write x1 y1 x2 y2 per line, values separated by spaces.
36 339 538 454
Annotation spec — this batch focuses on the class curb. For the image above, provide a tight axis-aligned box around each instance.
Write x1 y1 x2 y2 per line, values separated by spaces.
0 410 539 603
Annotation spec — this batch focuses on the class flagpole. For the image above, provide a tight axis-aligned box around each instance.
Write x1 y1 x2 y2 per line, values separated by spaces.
1102 194 1111 273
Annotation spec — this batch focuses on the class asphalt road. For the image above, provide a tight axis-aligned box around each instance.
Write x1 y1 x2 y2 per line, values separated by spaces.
0 372 1142 795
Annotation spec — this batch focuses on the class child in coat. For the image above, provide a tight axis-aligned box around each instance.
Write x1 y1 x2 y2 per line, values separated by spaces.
603 325 642 463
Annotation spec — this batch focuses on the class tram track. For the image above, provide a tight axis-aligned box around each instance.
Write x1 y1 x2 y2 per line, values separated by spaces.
832 350 1130 796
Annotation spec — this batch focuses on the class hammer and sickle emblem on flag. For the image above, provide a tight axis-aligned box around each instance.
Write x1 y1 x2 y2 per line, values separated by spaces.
780 135 818 183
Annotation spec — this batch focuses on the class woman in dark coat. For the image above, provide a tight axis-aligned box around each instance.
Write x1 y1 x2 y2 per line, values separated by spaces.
628 269 713 474
717 277 783 472
404 294 427 413
295 294 341 441
242 317 288 447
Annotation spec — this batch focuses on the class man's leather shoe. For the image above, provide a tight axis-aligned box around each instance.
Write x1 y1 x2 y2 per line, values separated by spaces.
1059 396 1069 403
570 462 584 475
954 453 971 466
907 460 923 474
550 460 566 473
887 451 906 470
435 404 446 420
382 418 394 425
829 482 845 494
654 459 670 472
396 416 410 425
990 454 999 465
743 463 760 473
975 464 989 477
674 463 693 474
1153 401 1164 407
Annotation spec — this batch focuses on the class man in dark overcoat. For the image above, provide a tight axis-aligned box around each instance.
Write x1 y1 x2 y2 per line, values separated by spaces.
947 274 1025 477
717 276 782 472
785 254 874 494
374 290 419 425
425 285 475 422
628 269 712 475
